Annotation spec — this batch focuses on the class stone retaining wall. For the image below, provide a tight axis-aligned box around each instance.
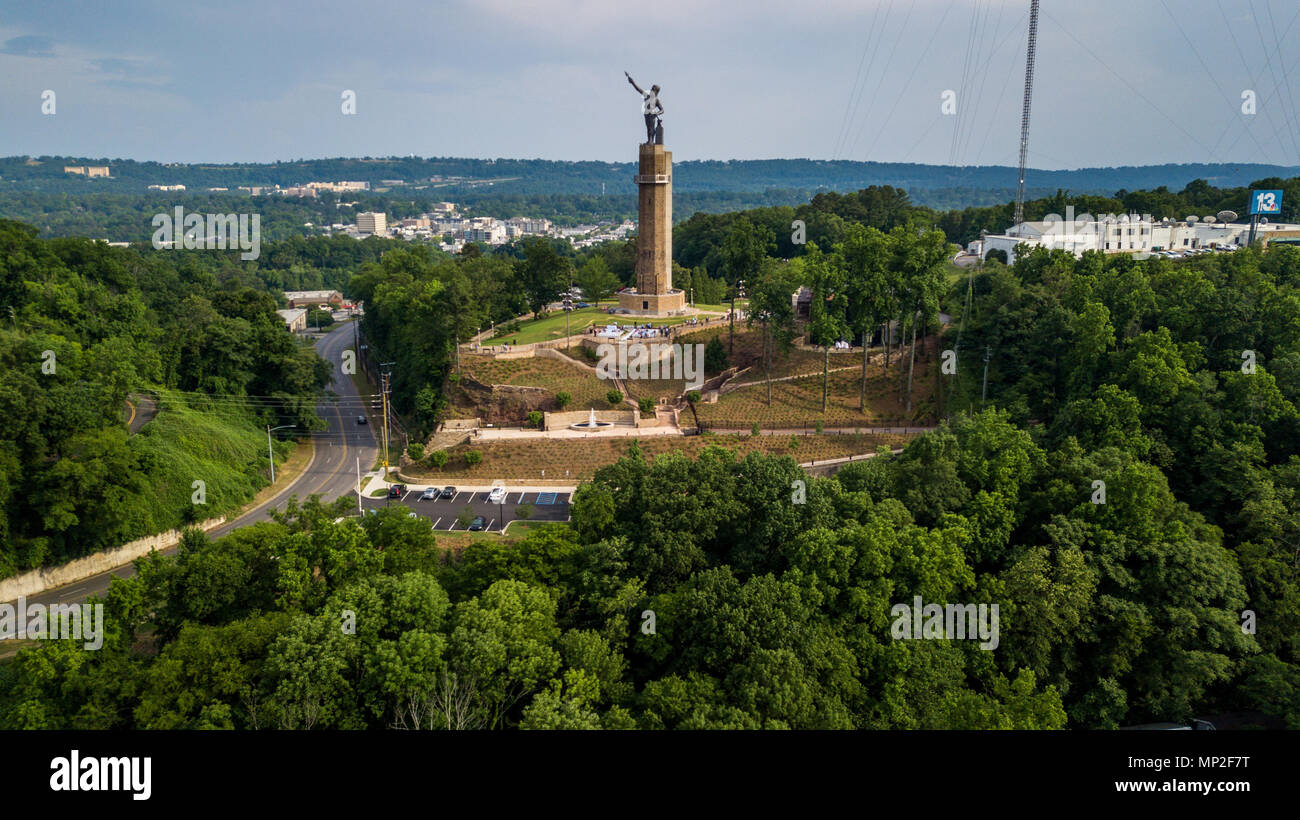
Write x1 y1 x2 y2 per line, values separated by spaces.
543 408 640 431
0 516 227 602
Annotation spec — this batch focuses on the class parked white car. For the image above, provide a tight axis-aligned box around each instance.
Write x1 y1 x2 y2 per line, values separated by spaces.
488 487 506 503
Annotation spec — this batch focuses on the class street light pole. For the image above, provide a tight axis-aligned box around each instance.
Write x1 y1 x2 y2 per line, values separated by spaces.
730 280 745 355
266 424 297 483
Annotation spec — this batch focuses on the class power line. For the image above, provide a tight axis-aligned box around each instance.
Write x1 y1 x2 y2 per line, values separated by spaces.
1217 0 1294 163
956 0 1008 167
859 0 957 162
948 0 986 167
846 0 917 160
831 0 891 160
971 24 1026 175
1042 8 1225 165
1260 0 1300 162
950 6 1026 182
837 0 901 161
1158 0 1270 161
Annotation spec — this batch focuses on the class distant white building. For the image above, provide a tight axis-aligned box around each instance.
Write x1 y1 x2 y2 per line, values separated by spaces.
465 224 506 245
276 308 307 333
506 216 552 236
356 212 387 235
308 180 371 193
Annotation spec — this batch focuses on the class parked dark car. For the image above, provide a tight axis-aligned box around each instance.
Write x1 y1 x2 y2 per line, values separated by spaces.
387 484 406 499
440 486 456 499
468 516 486 531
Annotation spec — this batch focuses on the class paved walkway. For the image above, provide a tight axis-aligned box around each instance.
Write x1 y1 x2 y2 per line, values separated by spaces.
797 448 905 469
707 425 935 436
725 364 866 391
475 422 682 441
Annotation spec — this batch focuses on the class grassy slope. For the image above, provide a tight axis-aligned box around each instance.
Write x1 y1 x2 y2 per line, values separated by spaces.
127 399 288 529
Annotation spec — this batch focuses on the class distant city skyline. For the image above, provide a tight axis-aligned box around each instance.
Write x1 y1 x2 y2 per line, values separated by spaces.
1 0 1298 170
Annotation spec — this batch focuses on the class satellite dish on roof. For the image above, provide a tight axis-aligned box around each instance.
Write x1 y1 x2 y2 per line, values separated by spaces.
1202 216 1216 224
1218 210 1238 223
1186 215 1199 226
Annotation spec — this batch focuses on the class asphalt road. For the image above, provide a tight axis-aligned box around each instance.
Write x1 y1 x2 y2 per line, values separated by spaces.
360 489 572 531
124 393 158 434
8 321 382 610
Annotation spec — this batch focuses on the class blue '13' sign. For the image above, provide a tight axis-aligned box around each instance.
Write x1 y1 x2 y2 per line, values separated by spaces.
1249 189 1283 215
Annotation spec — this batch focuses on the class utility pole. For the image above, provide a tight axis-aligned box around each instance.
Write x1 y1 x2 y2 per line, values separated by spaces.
981 346 992 409
356 456 362 516
380 372 389 472
1014 0 1041 227
266 424 296 483
379 361 395 473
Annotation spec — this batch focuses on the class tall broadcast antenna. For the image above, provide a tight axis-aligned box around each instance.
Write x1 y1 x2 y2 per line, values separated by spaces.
1014 0 1040 227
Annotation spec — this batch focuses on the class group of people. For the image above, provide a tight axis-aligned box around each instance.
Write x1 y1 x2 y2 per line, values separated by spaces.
592 321 676 340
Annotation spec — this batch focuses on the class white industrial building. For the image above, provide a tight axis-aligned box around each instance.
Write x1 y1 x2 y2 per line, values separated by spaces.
971 212 1300 263
276 308 307 333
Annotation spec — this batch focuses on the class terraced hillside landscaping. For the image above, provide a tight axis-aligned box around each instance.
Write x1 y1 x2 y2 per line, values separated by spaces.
446 353 613 423
693 342 941 429
402 431 912 483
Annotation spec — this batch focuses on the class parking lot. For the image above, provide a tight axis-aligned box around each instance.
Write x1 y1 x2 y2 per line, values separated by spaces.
358 488 572 531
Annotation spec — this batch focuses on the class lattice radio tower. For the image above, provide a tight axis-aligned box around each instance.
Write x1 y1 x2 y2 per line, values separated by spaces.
1014 0 1041 227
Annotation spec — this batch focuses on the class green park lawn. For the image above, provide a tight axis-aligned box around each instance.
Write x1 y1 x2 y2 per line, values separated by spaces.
486 307 704 345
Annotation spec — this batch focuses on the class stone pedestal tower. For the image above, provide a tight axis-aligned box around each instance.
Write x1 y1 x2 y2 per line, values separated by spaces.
618 142 687 315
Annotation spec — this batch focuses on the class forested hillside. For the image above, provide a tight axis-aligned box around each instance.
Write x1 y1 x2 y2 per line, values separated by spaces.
0 221 331 576
2 409 1294 729
943 244 1300 726
2 193 1297 731
5 155 1294 198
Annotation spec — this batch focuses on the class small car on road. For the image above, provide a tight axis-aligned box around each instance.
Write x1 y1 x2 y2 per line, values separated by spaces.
356 415 368 424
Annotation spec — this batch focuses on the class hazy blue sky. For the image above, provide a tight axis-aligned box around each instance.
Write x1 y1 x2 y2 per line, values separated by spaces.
1 0 1298 169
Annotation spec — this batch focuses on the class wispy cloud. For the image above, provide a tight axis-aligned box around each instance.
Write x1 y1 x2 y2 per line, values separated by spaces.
0 35 54 57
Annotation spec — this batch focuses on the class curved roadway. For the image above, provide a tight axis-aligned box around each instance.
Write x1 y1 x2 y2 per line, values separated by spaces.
7 322 378 610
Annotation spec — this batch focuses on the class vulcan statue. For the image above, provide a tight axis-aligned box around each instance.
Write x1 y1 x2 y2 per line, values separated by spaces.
625 71 663 144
